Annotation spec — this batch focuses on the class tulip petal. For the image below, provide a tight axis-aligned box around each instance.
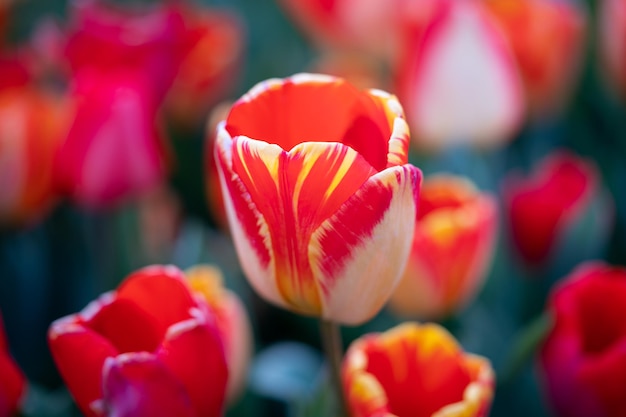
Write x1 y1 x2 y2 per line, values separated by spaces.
102 353 195 417
48 317 118 417
158 315 227 417
116 266 197 335
85 298 163 354
217 131 379 316
0 352 25 417
225 74 390 170
310 165 421 324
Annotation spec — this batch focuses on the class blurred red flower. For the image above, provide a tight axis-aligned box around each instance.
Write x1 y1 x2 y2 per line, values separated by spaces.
0 311 25 417
503 151 612 271
342 322 494 417
540 262 626 417
48 265 228 417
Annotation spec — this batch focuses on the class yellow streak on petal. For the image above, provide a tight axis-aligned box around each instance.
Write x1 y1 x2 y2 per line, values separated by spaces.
322 150 357 203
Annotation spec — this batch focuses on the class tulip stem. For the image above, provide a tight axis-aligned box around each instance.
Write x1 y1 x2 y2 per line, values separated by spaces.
320 319 350 417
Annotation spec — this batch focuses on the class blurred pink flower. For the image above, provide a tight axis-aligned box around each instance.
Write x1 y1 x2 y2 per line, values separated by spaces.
599 0 626 99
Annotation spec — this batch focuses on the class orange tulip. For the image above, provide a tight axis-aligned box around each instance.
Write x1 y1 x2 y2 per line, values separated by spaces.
342 322 494 417
214 73 422 325
485 0 586 117
186 264 252 402
389 175 498 320
0 85 70 226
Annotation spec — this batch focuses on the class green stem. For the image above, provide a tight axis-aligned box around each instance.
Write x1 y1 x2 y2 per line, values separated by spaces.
320 319 350 417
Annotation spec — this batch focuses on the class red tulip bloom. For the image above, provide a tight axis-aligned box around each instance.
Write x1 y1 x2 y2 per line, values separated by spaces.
343 322 494 417
395 0 524 151
166 8 244 127
48 265 228 417
503 151 609 269
215 73 422 325
389 175 498 320
0 311 26 417
485 0 586 117
540 262 626 417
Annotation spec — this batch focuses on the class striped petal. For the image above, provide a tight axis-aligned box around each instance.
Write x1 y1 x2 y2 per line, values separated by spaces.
311 165 421 324
216 129 377 316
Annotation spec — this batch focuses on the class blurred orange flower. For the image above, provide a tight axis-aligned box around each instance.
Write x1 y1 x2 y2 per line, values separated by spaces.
485 0 586 118
389 175 498 320
342 322 494 417
0 82 71 226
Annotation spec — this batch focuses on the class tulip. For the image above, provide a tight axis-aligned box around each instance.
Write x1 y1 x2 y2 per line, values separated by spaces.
484 0 586 117
0 83 70 226
0 311 26 417
388 175 498 320
48 265 228 417
53 71 169 208
64 0 186 103
342 322 494 417
599 0 626 99
539 262 626 417
214 73 422 325
395 0 524 151
186 264 252 401
166 8 244 128
502 151 612 271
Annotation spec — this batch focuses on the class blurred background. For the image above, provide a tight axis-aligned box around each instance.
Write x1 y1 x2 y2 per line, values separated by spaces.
0 0 625 416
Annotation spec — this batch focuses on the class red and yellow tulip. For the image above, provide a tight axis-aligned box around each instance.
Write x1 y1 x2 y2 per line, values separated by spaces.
48 265 228 417
389 175 498 320
0 311 26 417
540 262 626 417
342 322 494 417
214 73 422 325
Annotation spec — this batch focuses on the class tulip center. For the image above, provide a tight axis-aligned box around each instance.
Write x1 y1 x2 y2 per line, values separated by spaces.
225 79 390 171
577 278 626 356
365 346 471 417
